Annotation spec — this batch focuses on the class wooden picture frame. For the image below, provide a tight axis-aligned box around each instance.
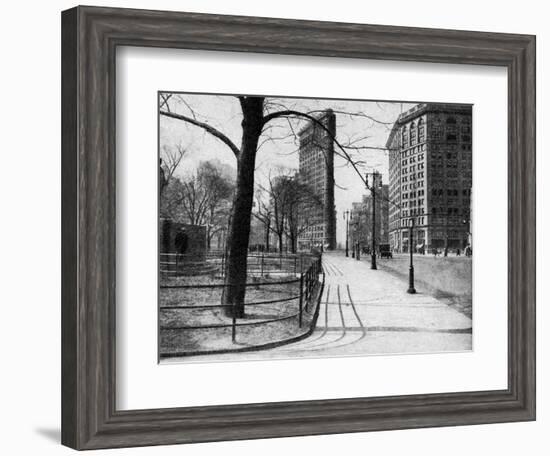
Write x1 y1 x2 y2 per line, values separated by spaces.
61 5 536 450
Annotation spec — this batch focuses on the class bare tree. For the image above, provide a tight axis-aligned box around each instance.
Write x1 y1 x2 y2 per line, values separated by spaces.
283 175 323 254
200 161 234 249
253 187 273 252
160 94 394 317
161 160 234 248
159 142 187 196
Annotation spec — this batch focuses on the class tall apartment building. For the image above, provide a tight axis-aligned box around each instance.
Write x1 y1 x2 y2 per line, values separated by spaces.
386 103 472 253
297 109 337 251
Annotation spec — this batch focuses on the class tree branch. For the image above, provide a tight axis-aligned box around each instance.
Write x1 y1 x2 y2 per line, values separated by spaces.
160 110 240 158
262 110 370 188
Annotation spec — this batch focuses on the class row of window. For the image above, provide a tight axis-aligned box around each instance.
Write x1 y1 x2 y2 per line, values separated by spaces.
403 190 425 199
401 209 425 218
432 207 467 215
402 198 425 208
445 134 471 142
394 217 426 228
402 117 426 148
401 144 426 157
401 181 425 191
431 188 471 197
401 171 425 182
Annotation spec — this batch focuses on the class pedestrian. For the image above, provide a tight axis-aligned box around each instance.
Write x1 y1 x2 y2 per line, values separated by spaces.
456 248 461 256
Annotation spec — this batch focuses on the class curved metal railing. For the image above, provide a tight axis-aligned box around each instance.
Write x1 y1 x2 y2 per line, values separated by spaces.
159 255 323 357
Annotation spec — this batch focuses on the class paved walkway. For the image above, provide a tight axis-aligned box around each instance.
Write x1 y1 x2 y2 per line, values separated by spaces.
178 251 472 362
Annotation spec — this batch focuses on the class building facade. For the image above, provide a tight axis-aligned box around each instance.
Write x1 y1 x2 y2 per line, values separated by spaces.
387 103 472 253
297 110 337 251
349 186 390 251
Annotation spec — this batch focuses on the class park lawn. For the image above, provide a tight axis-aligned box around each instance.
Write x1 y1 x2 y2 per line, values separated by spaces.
158 272 322 357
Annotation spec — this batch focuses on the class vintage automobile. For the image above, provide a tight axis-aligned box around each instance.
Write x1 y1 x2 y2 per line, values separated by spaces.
379 243 393 259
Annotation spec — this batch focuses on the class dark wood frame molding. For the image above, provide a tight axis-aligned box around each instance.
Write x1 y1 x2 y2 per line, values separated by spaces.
61 6 536 450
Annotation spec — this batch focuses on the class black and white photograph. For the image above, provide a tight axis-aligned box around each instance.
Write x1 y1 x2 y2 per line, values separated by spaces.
158 93 473 362
0 0 543 453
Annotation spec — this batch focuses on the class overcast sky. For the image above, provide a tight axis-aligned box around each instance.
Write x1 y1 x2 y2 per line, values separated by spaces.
160 93 415 245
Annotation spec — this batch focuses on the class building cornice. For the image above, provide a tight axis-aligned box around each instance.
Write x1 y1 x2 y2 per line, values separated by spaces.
385 102 472 149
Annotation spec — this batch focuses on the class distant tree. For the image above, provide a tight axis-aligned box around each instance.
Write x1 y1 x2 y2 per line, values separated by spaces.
161 160 235 248
268 173 290 254
159 142 187 195
253 187 273 252
255 170 321 254
283 175 323 254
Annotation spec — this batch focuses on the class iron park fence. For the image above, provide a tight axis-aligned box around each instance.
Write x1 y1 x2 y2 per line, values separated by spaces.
159 254 324 357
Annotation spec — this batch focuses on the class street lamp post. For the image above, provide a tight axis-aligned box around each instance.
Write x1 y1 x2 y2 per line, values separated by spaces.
351 214 356 258
407 217 416 294
366 171 381 270
344 210 350 257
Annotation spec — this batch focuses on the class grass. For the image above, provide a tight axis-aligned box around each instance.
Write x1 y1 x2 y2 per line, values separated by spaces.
159 272 321 357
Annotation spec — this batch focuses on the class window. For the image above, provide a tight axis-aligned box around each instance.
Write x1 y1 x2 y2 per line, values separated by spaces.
402 126 408 148
446 116 457 124
446 133 457 141
410 121 417 145
418 118 425 142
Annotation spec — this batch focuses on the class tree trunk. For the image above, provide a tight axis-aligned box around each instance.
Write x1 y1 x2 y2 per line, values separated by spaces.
290 231 297 254
277 232 284 254
265 219 270 252
223 97 264 317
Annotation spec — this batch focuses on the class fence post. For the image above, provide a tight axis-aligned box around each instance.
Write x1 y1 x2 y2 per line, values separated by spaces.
231 286 236 343
299 273 304 327
309 268 313 301
260 253 264 277
306 268 310 304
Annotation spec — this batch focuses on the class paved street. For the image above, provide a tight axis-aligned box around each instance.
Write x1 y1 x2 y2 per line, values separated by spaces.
181 251 472 362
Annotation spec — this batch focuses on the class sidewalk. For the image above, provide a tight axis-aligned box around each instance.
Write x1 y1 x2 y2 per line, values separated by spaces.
180 251 472 362
323 252 472 332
